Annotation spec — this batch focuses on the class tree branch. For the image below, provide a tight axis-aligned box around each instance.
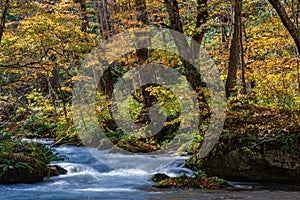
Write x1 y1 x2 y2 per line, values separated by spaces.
268 0 300 52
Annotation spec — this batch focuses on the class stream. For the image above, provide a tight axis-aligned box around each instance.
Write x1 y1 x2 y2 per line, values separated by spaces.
0 141 299 200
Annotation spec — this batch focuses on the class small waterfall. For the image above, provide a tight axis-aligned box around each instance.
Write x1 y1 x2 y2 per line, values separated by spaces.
22 139 194 178
161 159 195 177
53 146 194 178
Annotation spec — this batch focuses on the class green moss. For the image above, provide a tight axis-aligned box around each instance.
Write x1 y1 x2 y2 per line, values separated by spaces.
149 173 170 182
151 173 228 189
0 137 64 183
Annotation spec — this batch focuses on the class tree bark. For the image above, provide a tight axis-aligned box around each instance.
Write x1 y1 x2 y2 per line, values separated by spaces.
164 0 209 118
76 0 89 32
192 0 208 56
0 0 9 43
164 0 202 91
225 0 242 98
268 0 300 53
135 0 155 108
240 22 247 95
164 0 183 33
100 66 114 98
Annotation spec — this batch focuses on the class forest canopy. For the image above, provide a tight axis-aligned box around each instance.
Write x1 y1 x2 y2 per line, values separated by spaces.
0 0 299 152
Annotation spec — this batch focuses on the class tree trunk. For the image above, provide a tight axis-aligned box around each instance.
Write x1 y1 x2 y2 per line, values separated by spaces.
225 0 242 98
94 0 114 97
76 0 89 32
240 19 247 94
164 0 202 91
192 0 208 57
268 0 300 53
164 0 209 118
0 0 9 43
94 0 104 35
53 67 69 121
135 0 155 108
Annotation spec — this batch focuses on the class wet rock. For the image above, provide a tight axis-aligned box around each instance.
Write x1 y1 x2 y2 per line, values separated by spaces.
49 165 67 176
0 168 46 184
152 174 228 189
202 150 300 182
149 173 170 182
0 165 68 184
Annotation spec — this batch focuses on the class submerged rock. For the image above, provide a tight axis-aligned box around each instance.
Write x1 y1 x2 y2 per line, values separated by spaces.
202 150 300 182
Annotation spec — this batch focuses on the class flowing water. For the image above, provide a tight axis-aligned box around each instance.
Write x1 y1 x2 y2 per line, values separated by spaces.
0 143 299 200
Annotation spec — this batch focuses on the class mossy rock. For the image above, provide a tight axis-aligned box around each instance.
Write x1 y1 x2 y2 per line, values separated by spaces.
149 173 170 182
202 149 300 182
0 139 64 184
152 174 228 189
0 168 46 184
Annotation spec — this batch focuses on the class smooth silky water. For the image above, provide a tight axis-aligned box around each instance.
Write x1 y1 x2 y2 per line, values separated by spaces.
0 144 299 200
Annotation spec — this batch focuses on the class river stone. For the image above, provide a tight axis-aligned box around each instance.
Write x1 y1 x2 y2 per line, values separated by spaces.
0 168 45 184
202 150 300 182
49 165 68 176
0 165 68 184
149 173 170 182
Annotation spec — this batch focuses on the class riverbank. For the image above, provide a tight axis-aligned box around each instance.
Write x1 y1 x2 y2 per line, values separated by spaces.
0 145 299 200
0 137 65 184
186 100 300 183
1 97 299 184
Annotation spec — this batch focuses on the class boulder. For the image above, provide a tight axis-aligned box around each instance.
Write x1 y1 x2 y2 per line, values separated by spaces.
49 165 68 176
0 168 45 184
0 165 68 184
202 150 300 182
